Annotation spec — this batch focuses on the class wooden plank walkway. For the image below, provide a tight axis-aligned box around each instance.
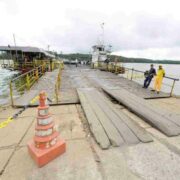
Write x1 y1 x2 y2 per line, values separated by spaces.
82 70 170 99
103 87 180 137
77 88 153 149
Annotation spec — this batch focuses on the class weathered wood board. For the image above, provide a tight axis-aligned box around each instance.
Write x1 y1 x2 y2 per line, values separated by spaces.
78 90 110 149
77 88 153 149
63 66 170 99
103 87 180 137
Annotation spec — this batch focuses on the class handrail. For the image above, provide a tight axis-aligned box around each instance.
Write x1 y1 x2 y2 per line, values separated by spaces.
9 61 63 106
124 67 179 96
11 65 44 82
124 67 179 81
92 62 179 96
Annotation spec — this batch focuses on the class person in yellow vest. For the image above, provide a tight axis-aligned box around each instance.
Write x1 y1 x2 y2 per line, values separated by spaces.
152 65 165 93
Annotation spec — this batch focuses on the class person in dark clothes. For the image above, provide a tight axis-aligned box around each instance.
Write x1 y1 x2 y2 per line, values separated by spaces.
143 64 156 88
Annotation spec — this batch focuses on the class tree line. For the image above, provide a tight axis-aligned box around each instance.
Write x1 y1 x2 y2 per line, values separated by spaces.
57 53 180 64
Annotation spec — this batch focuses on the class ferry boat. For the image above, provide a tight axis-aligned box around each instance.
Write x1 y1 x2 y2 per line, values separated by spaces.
91 44 125 74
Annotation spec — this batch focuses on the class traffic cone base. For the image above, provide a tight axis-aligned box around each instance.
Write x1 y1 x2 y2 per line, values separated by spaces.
28 138 66 167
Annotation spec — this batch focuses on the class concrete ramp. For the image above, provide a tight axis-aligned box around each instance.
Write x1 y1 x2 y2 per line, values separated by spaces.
78 88 153 149
103 87 180 137
13 90 38 107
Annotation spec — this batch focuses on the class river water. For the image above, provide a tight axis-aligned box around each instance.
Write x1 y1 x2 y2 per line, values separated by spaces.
0 66 19 105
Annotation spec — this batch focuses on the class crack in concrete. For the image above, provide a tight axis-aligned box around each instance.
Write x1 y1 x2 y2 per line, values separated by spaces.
0 144 17 150
0 117 34 176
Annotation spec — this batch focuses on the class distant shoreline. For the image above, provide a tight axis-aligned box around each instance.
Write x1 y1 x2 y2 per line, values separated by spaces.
120 61 180 64
58 53 180 65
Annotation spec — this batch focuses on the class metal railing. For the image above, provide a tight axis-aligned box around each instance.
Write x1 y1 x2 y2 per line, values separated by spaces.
124 67 179 96
54 66 62 103
91 62 179 96
9 65 46 106
9 61 64 106
91 62 125 74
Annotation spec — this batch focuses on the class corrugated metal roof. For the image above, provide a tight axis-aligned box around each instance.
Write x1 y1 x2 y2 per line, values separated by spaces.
0 46 55 58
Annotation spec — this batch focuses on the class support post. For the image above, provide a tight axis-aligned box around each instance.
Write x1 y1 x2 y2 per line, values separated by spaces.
26 74 30 90
55 83 59 103
131 68 134 80
115 65 118 74
170 80 176 96
36 68 39 80
57 73 61 90
126 69 129 78
52 62 54 71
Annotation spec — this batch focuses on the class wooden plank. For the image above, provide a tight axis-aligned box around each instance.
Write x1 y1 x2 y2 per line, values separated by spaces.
111 89 180 136
103 88 180 137
112 109 153 143
89 90 140 145
115 89 180 127
93 90 153 143
77 90 110 149
84 91 124 147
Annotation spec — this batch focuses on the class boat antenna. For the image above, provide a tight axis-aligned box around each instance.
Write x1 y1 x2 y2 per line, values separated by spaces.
13 33 18 60
100 22 105 46
47 45 50 51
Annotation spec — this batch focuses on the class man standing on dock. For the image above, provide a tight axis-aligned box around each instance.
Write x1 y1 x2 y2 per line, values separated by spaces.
152 65 165 93
143 64 156 88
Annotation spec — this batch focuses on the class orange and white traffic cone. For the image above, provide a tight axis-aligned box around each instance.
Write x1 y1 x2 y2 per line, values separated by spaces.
27 91 66 167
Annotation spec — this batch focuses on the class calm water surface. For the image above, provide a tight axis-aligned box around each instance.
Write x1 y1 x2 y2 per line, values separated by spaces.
0 67 18 105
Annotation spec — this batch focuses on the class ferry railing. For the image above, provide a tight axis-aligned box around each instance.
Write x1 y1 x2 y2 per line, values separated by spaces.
54 66 62 103
124 67 179 96
9 61 64 106
92 62 179 96
92 62 125 74
9 64 46 106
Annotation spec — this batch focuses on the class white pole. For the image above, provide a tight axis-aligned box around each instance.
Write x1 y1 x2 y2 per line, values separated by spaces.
13 34 18 60
101 22 105 46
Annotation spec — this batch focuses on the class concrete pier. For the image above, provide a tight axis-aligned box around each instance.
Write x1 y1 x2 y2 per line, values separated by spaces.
1 65 180 180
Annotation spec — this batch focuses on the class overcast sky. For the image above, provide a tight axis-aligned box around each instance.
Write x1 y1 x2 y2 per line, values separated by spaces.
1 0 180 60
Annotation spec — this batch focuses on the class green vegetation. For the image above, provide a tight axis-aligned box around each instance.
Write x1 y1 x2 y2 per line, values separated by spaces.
1 51 180 64
57 53 180 64
57 53 91 61
0 52 11 59
109 55 180 64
